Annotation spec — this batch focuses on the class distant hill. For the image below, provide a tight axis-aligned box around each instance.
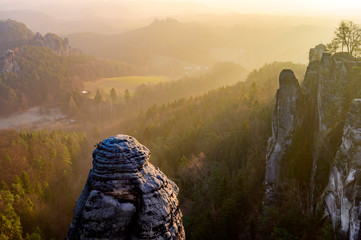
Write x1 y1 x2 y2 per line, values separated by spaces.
0 19 34 50
0 19 73 55
0 20 131 116
68 17 333 70
0 10 148 35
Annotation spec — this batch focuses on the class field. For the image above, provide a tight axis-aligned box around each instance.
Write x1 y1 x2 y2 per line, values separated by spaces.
83 76 170 96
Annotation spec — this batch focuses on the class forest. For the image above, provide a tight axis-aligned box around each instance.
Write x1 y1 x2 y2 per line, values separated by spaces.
0 129 89 239
1 6 361 239
0 60 312 239
0 46 131 115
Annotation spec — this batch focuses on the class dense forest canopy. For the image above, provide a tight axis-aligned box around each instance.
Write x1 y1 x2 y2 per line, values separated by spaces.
2 12 361 240
0 129 90 239
0 61 307 239
0 46 131 115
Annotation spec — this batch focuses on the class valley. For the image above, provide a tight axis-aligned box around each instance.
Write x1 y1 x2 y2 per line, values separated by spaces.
0 3 360 240
0 107 66 130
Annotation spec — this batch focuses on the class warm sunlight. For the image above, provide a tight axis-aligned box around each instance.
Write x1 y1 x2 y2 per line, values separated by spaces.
1 0 361 239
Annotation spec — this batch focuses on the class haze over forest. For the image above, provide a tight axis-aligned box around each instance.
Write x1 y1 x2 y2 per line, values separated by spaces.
1 0 361 239
0 0 356 69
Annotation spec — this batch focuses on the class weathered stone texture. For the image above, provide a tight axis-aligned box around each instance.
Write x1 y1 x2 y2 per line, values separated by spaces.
67 134 185 240
265 70 303 186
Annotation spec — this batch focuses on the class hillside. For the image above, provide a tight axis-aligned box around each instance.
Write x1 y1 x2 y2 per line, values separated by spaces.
0 61 305 239
68 17 333 70
123 61 306 239
0 20 132 116
0 46 130 116
0 129 90 239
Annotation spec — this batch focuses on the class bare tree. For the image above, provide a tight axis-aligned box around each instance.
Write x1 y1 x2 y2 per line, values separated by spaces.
327 20 361 57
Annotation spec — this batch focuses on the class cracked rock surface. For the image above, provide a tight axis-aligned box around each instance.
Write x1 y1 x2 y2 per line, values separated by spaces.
67 134 185 240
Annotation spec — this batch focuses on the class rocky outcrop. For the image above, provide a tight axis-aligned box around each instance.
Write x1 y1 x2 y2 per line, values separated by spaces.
67 134 185 240
265 70 303 199
0 49 20 74
324 99 361 240
316 53 360 139
33 32 71 55
309 44 326 63
265 45 361 238
0 19 74 56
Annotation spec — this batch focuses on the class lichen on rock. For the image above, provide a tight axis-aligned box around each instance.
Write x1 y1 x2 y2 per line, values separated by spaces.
67 134 185 240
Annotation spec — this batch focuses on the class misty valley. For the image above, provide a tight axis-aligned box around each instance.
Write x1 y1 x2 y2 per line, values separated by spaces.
0 2 361 240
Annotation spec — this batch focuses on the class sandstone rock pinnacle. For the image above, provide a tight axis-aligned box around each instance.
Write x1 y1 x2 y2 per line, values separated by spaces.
265 69 303 202
67 134 185 240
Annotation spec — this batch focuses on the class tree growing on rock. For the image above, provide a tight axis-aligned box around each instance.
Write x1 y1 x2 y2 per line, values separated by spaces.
327 20 361 57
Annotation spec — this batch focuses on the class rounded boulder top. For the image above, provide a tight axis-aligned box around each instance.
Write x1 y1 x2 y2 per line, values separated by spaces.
92 134 150 174
279 69 299 86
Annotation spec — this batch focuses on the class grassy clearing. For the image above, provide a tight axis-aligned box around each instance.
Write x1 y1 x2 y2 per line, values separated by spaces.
83 76 170 95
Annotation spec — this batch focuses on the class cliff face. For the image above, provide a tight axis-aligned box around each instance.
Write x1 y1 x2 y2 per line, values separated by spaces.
265 45 361 238
325 99 361 239
67 134 185 240
265 70 303 198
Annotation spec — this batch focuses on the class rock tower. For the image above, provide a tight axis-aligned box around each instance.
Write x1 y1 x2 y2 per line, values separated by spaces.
67 134 185 240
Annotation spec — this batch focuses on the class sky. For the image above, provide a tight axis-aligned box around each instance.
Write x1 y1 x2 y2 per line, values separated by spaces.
1 0 361 20
149 0 361 17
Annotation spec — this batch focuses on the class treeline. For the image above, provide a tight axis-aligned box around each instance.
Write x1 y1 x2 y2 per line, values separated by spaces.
0 61 310 239
70 62 247 134
0 129 90 240
124 62 307 239
131 62 247 109
0 46 132 115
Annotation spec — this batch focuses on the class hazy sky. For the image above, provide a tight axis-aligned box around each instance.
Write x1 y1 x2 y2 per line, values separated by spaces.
149 0 361 17
1 0 361 20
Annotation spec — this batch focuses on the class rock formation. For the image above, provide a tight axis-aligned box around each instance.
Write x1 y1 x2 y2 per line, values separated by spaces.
67 134 185 240
0 19 74 56
309 44 326 62
33 32 71 55
265 45 361 239
0 49 20 74
265 45 361 238
325 99 361 240
265 69 303 200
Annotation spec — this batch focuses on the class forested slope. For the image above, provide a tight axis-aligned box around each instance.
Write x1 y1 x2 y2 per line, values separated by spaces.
0 130 90 239
0 46 130 115
0 61 307 239
125 62 306 239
